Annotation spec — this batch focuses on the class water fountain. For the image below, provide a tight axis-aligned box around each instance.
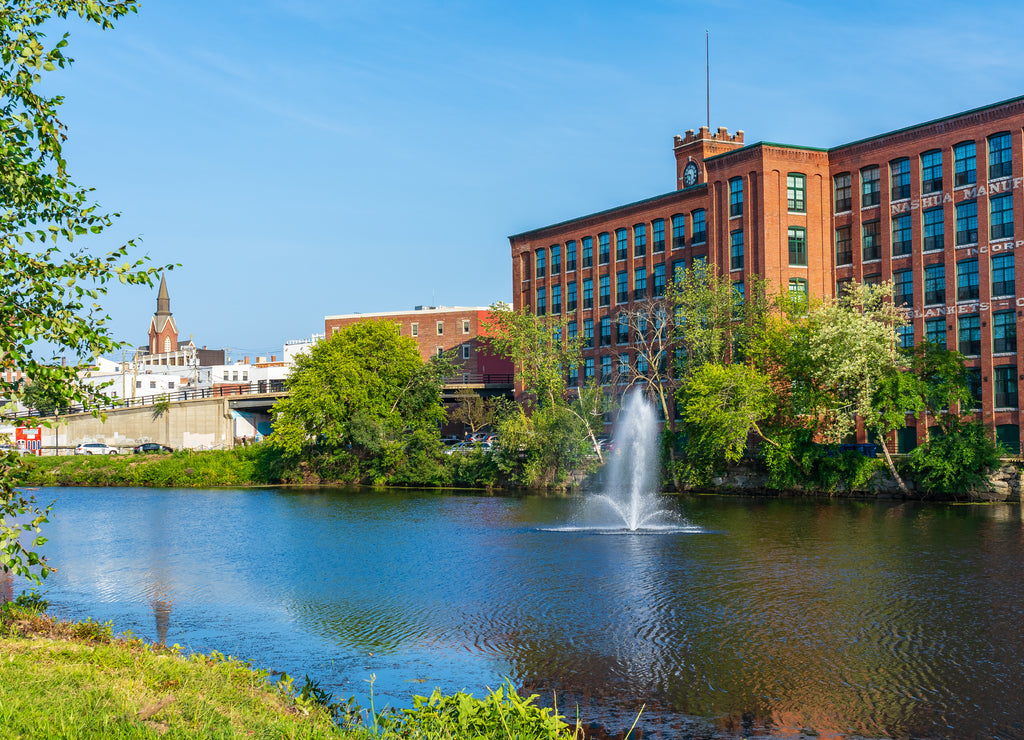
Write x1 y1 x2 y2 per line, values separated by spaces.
552 390 699 534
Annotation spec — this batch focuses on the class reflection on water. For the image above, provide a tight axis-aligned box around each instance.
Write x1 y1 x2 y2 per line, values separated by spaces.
16 487 1024 739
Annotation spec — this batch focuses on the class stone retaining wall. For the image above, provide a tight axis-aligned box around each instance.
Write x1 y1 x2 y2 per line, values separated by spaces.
706 462 1022 501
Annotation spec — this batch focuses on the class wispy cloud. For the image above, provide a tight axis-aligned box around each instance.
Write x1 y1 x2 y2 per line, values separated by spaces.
117 36 364 138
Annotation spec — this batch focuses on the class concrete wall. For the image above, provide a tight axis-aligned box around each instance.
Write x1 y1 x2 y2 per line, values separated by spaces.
42 396 235 453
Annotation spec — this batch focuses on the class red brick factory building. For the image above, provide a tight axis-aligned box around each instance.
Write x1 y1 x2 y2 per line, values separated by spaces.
509 95 1024 453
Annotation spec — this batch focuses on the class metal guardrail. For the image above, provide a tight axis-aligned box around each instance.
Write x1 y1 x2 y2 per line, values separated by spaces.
11 373 514 419
442 373 514 386
13 379 288 418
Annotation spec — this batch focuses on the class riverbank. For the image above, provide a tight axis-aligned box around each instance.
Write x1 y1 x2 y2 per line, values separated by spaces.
0 599 584 739
16 446 1024 501
0 599 349 739
13 445 528 491
15 446 280 488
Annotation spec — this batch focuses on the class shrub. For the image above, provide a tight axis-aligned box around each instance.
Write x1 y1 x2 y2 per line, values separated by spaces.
761 429 883 493
446 446 502 488
378 680 580 739
909 420 1004 495
390 430 449 487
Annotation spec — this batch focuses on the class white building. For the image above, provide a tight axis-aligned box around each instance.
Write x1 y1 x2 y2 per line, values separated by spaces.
283 334 323 364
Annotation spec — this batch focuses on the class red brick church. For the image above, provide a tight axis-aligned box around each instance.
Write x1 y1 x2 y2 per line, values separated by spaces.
135 273 224 368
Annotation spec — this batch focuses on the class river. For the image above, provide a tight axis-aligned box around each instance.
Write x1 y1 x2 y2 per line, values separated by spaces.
10 486 1024 739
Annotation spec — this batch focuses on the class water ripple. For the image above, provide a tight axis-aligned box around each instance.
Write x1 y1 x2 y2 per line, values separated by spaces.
21 487 1024 739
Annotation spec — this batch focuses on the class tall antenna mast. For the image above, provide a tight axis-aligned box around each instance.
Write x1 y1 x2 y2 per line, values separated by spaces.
706 30 710 131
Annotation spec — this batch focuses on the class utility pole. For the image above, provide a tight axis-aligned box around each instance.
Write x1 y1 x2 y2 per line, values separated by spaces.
131 349 139 402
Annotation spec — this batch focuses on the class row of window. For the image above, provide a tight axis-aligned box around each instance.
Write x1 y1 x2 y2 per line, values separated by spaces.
534 265 675 314
834 132 1014 212
133 380 176 389
403 319 473 337
889 255 1016 306
729 173 806 218
430 344 474 359
894 312 1018 358
837 196 1014 264
900 423 1022 453
725 225 812 270
557 313 668 350
567 352 658 385
568 329 1019 407
531 133 1016 281
531 212 708 278
917 365 1017 410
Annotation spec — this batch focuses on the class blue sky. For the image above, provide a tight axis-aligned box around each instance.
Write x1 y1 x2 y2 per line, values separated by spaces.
47 0 1024 360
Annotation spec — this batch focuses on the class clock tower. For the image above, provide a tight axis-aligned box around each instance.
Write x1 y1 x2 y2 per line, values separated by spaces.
673 126 744 190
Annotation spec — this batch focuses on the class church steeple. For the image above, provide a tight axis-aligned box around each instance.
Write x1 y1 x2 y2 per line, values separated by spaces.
156 272 171 316
148 272 179 355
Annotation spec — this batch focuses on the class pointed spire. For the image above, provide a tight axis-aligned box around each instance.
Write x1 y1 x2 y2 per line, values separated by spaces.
156 272 171 316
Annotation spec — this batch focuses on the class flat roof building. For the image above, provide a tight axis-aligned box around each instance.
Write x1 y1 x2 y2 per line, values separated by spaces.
509 95 1024 453
324 305 515 391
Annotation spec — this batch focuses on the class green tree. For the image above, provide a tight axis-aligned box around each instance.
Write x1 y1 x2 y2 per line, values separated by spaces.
677 363 775 473
269 322 450 483
19 380 63 416
667 261 771 372
481 302 580 409
805 283 918 493
483 303 605 485
494 403 594 487
899 342 999 495
907 342 970 442
667 264 784 485
1 1 155 584
448 389 509 436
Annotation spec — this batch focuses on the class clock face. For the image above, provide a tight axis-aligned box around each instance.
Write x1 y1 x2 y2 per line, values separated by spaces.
683 162 699 187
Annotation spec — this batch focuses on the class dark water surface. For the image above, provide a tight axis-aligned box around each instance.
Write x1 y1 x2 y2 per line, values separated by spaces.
13 487 1024 739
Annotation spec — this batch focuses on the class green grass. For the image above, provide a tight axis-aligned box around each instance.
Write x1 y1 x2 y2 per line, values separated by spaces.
0 600 587 739
16 445 289 488
0 604 350 739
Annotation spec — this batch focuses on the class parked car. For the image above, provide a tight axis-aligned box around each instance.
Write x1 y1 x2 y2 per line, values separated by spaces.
444 440 496 455
75 443 118 455
133 443 173 454
0 444 29 456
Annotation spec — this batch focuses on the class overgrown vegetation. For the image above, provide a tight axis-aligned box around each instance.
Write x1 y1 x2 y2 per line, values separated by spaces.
908 420 1007 495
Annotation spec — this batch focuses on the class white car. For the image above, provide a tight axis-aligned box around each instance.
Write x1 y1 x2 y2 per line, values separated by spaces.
75 443 118 455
